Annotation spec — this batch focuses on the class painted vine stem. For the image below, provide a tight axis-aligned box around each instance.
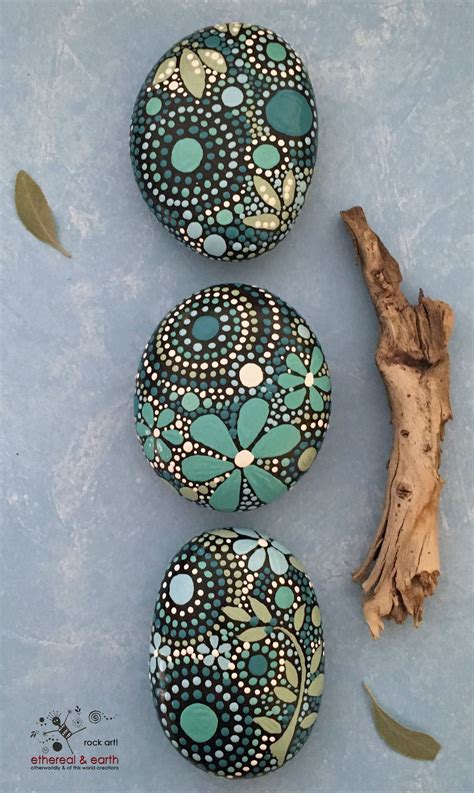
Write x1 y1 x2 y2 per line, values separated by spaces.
341 207 454 639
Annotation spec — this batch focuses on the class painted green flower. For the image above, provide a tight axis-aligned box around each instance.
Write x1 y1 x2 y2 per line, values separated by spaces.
181 398 300 511
278 348 330 411
136 403 183 463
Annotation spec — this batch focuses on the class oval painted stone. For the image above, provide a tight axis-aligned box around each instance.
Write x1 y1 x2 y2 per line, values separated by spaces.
149 528 325 777
134 284 331 511
130 22 318 261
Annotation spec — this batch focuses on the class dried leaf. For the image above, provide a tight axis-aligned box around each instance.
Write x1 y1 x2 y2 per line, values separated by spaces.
282 169 296 207
285 660 299 688
249 597 272 624
275 686 297 703
243 213 280 230
253 176 281 211
363 684 441 761
310 644 323 675
238 627 267 642
307 674 324 697
254 716 282 735
222 606 251 623
180 48 205 98
197 48 227 73
294 604 305 631
15 171 70 258
152 57 177 85
300 712 317 730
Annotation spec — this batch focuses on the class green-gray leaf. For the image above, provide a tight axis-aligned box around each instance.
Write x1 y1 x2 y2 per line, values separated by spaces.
15 171 70 258
254 716 282 735
275 686 297 703
197 48 227 73
237 627 267 642
285 660 299 688
290 555 306 572
243 213 280 230
249 597 271 624
253 176 281 211
294 604 305 631
363 684 441 761
222 606 251 623
152 57 177 85
310 644 323 675
282 169 296 207
179 48 205 98
307 674 324 697
311 606 321 627
211 529 238 539
300 712 317 730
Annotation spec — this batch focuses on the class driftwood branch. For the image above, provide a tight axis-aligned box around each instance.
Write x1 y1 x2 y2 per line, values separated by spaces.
341 207 454 639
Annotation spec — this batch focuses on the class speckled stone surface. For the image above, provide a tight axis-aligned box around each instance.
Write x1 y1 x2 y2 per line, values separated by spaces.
1 2 472 793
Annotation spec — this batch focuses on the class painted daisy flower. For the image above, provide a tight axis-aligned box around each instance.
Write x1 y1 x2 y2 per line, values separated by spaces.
232 528 290 574
149 632 171 674
278 348 331 411
181 398 301 511
197 635 231 670
136 403 183 462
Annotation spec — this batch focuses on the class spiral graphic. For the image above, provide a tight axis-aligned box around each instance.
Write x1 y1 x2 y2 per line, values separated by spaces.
88 710 102 724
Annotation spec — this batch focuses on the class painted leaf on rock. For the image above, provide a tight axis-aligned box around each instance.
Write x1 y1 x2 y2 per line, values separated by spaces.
254 716 282 735
238 627 267 642
275 686 297 703
283 169 296 206
253 176 281 211
285 660 299 688
152 57 177 84
308 674 324 697
310 644 323 674
197 48 227 73
249 597 272 624
294 604 305 631
300 712 317 730
243 213 280 230
179 48 205 98
222 606 251 623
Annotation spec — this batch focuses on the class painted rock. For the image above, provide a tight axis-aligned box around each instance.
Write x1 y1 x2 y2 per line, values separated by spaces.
149 527 325 777
130 23 318 261
134 284 331 511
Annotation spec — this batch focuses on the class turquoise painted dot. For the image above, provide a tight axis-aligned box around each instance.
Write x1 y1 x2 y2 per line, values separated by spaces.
252 144 280 169
180 703 218 742
203 234 227 257
222 86 244 107
169 573 194 605
248 654 268 676
187 221 202 239
182 393 200 411
146 97 162 115
275 586 294 609
266 42 287 62
192 315 219 341
298 323 310 339
171 138 203 172
216 209 233 225
265 89 313 136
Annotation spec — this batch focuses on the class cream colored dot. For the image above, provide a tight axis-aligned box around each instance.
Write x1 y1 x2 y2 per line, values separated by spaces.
239 362 264 387
234 449 254 468
304 372 314 387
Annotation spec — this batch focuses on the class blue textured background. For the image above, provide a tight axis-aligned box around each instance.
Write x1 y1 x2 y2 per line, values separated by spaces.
1 2 472 792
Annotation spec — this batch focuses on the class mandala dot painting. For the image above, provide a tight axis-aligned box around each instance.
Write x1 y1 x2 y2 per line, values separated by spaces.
149 528 325 777
134 284 331 511
130 23 318 261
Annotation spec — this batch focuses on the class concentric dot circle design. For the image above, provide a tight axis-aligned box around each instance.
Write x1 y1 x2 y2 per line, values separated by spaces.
149 528 325 777
130 22 318 261
134 284 331 512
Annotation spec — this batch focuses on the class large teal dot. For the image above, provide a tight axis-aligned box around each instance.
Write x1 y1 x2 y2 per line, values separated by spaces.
248 654 268 676
252 144 280 169
182 392 200 411
180 703 218 742
187 221 202 239
222 86 244 107
192 315 219 341
146 97 162 116
266 42 287 62
275 586 294 609
203 234 227 257
216 209 233 225
265 89 313 136
169 573 194 605
171 138 203 173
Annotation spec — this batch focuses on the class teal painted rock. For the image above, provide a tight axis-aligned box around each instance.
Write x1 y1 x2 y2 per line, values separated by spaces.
130 23 318 261
134 284 331 511
149 528 325 777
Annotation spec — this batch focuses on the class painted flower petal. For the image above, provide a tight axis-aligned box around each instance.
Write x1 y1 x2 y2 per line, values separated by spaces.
218 656 230 670
237 398 269 449
179 48 205 99
248 546 266 571
272 538 291 556
197 642 210 654
156 439 172 463
310 346 324 375
149 656 156 674
268 547 288 575
209 469 242 511
152 634 161 651
204 654 215 666
309 387 324 413
197 48 227 73
233 538 258 555
182 455 234 482
142 402 155 429
233 528 259 539
284 388 306 409
157 408 175 428
253 176 281 211
210 635 219 648
245 465 287 504
286 353 307 376
282 169 296 207
252 425 301 458
158 657 167 672
136 421 151 438
190 414 237 457
219 643 231 654
144 436 155 460
243 213 280 230
162 429 183 446
278 373 304 389
314 375 331 393
152 57 177 85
